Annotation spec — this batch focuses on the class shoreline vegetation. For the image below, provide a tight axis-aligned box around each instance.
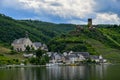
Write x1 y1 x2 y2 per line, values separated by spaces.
0 62 111 69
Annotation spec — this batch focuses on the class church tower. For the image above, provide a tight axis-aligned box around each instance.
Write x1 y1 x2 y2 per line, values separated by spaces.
25 31 29 38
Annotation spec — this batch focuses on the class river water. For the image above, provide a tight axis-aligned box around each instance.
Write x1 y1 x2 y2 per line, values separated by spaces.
0 64 120 80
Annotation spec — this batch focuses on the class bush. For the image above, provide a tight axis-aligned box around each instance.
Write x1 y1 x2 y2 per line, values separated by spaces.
9 50 19 55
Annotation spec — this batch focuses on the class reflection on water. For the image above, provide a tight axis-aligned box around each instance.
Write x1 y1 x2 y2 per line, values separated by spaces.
0 64 118 80
46 66 86 80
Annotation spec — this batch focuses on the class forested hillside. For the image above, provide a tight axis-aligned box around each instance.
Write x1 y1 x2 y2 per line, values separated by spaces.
0 13 75 45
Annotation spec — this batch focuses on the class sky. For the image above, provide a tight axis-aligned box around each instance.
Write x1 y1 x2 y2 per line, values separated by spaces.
0 0 120 24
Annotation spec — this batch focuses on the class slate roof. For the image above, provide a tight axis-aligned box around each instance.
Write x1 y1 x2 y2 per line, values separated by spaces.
90 55 99 59
33 42 42 48
71 52 90 59
49 52 63 60
12 38 29 44
68 54 78 58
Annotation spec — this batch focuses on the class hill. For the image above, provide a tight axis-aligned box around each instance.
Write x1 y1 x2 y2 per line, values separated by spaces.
48 27 120 63
0 13 75 57
0 13 75 46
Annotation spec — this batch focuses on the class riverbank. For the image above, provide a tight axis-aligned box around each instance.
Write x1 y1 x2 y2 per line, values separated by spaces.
0 64 46 69
0 62 112 69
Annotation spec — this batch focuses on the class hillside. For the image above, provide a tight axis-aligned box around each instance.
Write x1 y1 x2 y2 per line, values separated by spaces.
0 13 75 57
0 13 75 46
48 27 120 63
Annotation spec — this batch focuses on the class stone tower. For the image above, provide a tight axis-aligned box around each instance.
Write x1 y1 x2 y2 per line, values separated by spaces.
88 18 92 28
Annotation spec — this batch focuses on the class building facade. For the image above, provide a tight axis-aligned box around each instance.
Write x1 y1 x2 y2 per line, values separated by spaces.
12 37 48 52
11 38 36 51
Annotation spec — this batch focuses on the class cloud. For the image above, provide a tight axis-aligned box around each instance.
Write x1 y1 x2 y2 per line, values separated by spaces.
17 0 95 18
93 13 120 24
0 0 120 24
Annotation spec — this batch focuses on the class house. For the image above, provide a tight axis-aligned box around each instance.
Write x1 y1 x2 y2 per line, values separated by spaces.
47 52 53 57
54 53 63 62
33 42 48 51
33 42 42 50
69 52 90 59
90 55 99 62
90 55 107 63
41 44 48 51
68 54 78 64
11 37 36 51
63 51 90 64
63 52 68 56
47 52 64 63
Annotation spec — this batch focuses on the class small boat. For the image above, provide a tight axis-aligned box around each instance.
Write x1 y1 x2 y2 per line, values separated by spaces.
46 63 61 67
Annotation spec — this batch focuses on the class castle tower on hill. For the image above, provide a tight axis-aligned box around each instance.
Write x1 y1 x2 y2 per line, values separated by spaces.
88 18 92 28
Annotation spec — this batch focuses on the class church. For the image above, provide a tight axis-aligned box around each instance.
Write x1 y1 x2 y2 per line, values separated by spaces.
11 37 36 51
11 32 48 52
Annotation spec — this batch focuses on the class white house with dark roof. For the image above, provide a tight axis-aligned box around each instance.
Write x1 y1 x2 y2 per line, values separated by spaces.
65 51 88 63
47 52 63 63
41 44 48 51
68 51 90 59
11 37 36 51
90 55 107 63
33 42 42 49
11 37 48 51
33 42 48 51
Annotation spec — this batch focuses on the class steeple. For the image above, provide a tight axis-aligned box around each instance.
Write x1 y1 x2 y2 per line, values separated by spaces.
25 31 29 38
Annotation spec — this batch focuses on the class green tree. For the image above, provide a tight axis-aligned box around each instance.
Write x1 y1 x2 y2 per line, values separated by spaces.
26 45 30 52
36 49 45 58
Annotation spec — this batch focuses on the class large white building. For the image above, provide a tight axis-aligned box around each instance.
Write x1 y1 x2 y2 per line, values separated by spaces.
11 37 48 51
11 37 36 51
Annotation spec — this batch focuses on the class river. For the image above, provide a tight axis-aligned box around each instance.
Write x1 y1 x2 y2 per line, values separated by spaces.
0 64 120 80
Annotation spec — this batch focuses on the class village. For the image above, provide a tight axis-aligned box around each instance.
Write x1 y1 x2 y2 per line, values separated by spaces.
45 51 107 66
11 35 107 66
11 19 107 66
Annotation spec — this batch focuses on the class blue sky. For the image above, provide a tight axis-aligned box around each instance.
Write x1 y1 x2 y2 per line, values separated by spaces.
0 0 120 24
